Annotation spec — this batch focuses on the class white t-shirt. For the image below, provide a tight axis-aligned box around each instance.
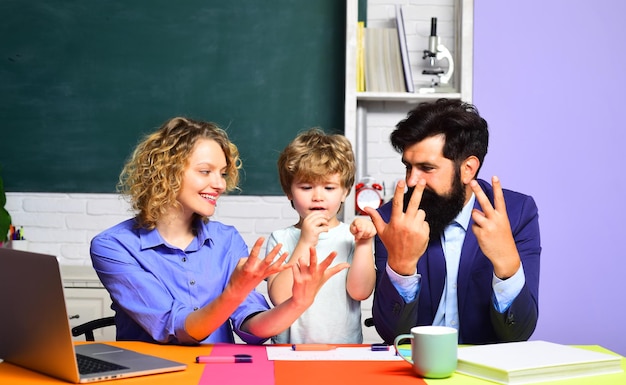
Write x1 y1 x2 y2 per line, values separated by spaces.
266 222 363 344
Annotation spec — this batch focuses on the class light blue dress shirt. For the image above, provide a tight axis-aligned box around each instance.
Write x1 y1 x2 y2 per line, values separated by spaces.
90 218 270 345
386 194 525 330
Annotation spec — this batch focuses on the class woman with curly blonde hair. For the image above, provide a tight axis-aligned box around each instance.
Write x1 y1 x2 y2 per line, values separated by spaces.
90 117 347 345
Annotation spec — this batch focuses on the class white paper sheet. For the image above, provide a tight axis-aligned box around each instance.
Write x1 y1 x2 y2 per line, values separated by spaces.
265 346 405 361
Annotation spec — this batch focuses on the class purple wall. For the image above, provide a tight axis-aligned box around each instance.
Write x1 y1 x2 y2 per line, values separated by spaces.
473 0 626 355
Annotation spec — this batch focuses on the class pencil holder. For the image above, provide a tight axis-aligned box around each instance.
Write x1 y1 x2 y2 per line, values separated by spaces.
10 239 29 251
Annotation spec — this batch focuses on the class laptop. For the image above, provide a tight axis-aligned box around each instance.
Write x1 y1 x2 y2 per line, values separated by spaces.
0 248 187 383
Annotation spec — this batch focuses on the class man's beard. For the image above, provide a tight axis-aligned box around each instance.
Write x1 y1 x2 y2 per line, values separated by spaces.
404 171 467 239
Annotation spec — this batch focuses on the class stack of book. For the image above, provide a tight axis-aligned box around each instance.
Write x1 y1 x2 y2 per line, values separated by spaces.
357 5 413 93
456 340 624 384
356 21 366 92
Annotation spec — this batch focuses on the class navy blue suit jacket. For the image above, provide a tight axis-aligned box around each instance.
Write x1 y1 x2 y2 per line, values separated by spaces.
372 179 540 345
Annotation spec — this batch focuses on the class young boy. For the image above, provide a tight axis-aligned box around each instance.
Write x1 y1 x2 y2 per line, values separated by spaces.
266 128 376 344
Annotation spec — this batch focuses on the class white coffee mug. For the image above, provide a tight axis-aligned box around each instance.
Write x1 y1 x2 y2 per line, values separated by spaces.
394 325 458 378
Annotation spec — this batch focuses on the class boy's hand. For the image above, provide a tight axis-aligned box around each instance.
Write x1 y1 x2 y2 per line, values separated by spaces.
299 211 330 246
350 217 376 241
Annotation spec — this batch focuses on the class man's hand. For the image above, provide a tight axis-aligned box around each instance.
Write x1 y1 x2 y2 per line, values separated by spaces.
364 179 430 276
470 176 521 279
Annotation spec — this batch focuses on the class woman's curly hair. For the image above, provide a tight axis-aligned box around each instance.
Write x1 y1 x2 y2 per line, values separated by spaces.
118 117 241 229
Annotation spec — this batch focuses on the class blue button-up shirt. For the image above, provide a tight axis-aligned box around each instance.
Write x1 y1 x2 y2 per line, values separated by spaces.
387 194 525 330
90 218 269 345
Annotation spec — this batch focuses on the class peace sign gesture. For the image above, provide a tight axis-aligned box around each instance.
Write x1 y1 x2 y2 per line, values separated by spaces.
470 176 521 279
364 179 430 276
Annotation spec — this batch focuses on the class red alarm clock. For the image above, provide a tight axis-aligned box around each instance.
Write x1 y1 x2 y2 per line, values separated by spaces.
355 182 384 215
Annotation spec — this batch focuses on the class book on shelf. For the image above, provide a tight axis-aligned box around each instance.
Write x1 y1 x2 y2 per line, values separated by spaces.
456 340 624 385
356 21 365 92
395 4 414 93
364 27 405 93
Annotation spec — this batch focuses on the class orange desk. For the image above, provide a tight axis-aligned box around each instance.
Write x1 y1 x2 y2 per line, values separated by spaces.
0 342 624 385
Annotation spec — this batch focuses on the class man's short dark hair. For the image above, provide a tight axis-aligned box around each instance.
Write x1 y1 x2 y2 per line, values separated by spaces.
390 98 489 171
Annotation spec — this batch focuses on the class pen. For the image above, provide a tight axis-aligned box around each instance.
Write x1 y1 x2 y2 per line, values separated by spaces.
195 354 253 363
371 343 389 351
291 344 337 351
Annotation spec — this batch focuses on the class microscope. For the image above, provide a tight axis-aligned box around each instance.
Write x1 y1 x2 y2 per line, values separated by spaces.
422 17 454 87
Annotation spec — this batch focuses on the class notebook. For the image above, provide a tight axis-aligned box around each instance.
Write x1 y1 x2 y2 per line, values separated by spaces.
0 248 187 383
456 340 623 384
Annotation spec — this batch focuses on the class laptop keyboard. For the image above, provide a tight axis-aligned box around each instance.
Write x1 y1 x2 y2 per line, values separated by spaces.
76 353 129 375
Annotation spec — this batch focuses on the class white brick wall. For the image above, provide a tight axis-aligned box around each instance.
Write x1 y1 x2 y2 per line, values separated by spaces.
359 102 414 201
4 193 299 264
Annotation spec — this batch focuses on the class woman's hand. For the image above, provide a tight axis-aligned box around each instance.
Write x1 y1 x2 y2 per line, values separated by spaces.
289 247 349 309
227 237 289 298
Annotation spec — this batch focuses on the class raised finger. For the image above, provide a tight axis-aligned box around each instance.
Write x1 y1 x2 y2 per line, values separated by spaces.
291 260 302 281
324 262 350 280
491 176 508 214
318 251 338 270
405 179 426 217
390 179 408 217
471 208 487 228
308 247 318 268
363 206 386 234
269 252 290 271
264 242 288 265
248 237 266 260
470 179 495 217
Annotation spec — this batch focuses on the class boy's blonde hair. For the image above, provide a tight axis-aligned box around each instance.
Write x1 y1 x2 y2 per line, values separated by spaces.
118 117 241 229
277 128 355 195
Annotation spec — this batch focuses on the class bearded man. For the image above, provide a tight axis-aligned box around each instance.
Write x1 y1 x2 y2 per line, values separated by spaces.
364 99 541 345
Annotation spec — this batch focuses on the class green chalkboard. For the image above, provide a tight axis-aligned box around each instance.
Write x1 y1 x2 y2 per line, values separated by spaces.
0 0 345 194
